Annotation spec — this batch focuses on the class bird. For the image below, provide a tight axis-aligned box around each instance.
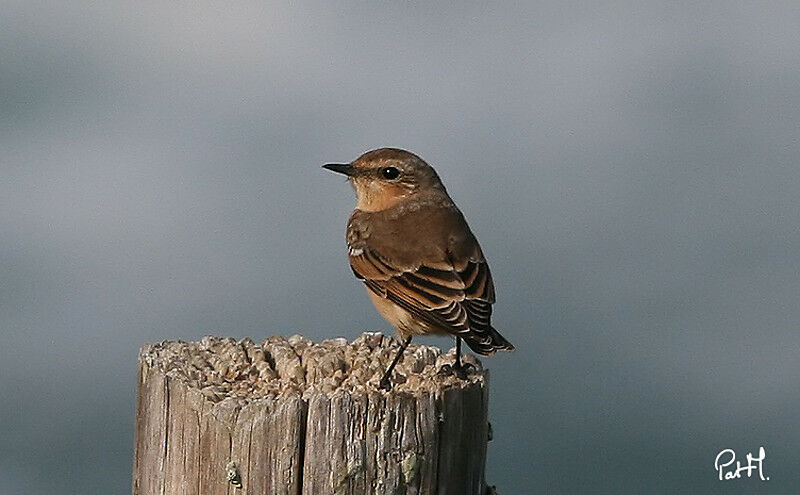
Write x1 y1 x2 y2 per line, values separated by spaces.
323 148 514 389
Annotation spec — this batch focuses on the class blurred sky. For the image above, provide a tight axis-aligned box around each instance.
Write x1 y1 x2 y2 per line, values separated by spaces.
2 2 799 494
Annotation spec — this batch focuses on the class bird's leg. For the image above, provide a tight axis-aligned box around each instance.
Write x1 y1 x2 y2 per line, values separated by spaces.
451 336 479 378
379 336 412 391
454 336 462 370
452 336 468 379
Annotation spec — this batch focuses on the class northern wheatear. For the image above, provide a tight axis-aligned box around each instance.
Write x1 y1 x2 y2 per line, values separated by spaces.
323 148 514 389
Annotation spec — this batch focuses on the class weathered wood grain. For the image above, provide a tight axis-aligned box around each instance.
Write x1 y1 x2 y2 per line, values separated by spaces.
133 333 492 495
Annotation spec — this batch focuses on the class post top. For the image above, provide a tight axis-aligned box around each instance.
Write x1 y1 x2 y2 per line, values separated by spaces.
139 332 486 404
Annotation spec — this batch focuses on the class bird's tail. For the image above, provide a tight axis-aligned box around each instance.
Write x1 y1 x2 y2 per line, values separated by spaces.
463 326 515 356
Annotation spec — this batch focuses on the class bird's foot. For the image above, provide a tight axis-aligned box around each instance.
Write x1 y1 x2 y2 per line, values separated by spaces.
378 374 393 391
451 360 476 380
437 364 454 377
439 358 476 380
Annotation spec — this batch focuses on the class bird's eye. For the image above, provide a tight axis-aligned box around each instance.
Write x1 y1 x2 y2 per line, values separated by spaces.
380 167 400 180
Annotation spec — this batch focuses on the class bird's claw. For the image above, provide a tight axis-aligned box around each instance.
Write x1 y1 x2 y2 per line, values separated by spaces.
452 361 475 380
437 364 454 377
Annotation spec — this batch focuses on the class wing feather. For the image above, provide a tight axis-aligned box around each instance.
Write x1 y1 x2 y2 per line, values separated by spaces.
349 245 494 340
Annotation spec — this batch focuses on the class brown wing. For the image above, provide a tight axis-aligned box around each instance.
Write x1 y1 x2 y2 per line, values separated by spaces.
349 244 505 353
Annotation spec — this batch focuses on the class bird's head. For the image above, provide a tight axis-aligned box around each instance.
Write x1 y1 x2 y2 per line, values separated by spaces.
323 148 444 212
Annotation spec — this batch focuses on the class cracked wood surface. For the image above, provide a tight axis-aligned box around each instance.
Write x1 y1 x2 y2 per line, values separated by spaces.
133 333 490 495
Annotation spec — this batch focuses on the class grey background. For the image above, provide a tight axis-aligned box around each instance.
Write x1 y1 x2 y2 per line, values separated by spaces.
2 2 798 494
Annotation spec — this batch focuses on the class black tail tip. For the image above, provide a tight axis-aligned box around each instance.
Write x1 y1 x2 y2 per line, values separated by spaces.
463 335 515 356
489 328 514 352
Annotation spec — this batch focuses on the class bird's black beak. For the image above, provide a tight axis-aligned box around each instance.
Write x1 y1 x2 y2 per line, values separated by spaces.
322 163 355 176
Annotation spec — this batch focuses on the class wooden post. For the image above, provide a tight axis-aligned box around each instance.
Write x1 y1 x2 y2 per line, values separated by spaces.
133 333 493 495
